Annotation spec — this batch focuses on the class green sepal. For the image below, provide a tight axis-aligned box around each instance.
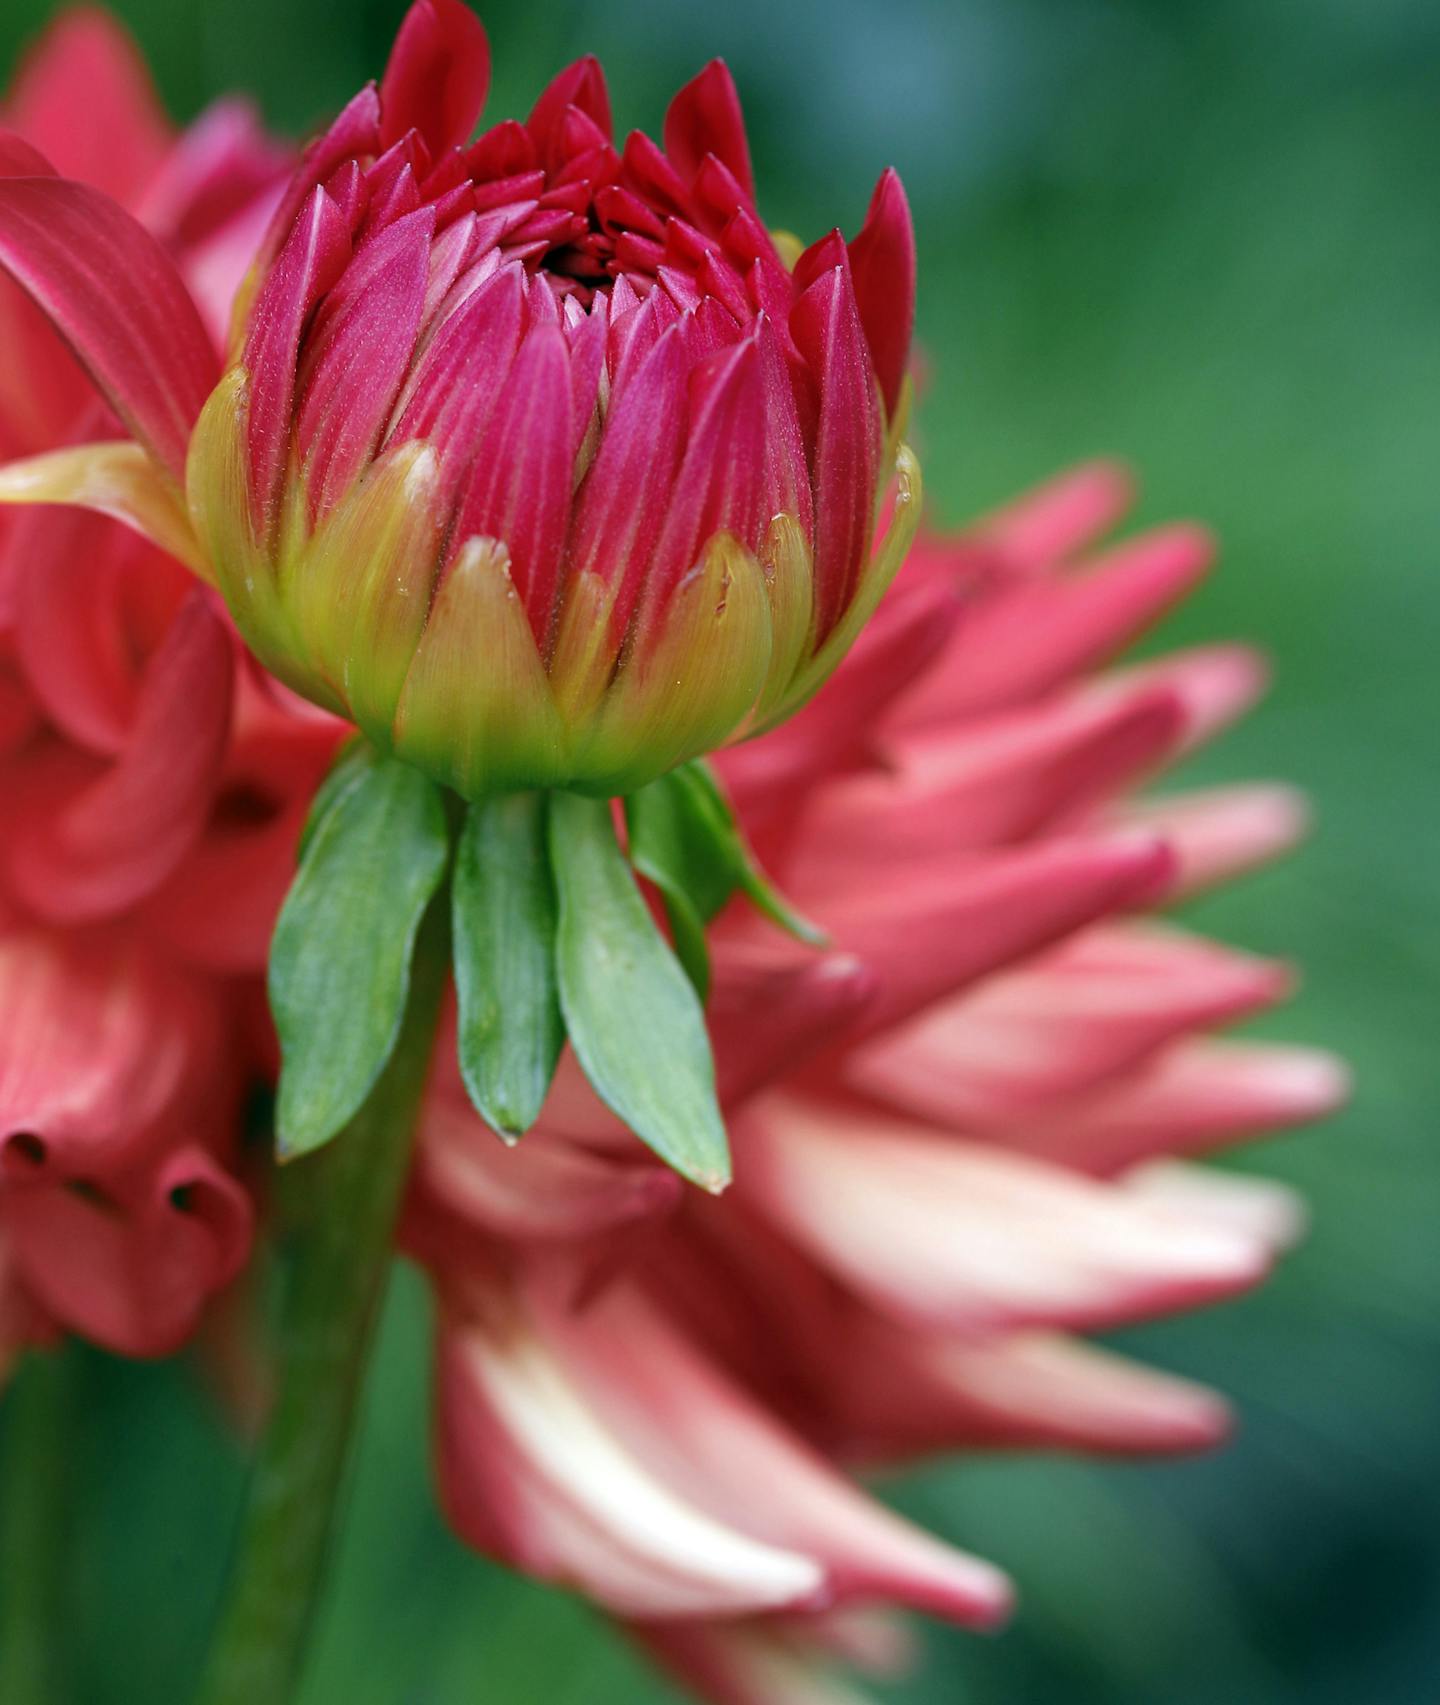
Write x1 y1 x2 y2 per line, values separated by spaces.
548 791 731 1192
452 793 564 1141
625 759 827 996
270 746 451 1159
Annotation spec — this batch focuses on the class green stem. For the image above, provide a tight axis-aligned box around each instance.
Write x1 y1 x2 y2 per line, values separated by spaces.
196 901 449 1705
0 1348 76 1705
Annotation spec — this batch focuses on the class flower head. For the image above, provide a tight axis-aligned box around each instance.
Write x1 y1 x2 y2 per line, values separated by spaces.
183 0 918 798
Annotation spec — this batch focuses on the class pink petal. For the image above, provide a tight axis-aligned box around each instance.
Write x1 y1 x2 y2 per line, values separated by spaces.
896 522 1214 726
846 169 915 418
296 204 436 513
450 320 573 637
0 171 219 479
740 1095 1274 1335
568 323 688 636
379 0 491 155
437 1273 1012 1625
7 8 171 207
710 951 876 1105
974 459 1136 566
1121 782 1310 895
7 592 234 922
663 61 755 200
831 1326 1233 1461
251 85 381 282
787 681 1187 873
847 923 1290 1130
638 333 766 629
11 503 186 754
527 57 613 169
391 261 526 492
790 262 881 636
1004 1038 1350 1173
413 1066 680 1248
802 830 1175 1035
1 1141 252 1358
243 186 353 526
0 931 211 1177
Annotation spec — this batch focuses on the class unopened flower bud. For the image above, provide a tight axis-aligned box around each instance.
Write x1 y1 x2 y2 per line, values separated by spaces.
187 0 920 798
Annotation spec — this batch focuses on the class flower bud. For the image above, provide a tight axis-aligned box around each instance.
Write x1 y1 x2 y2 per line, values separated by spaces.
187 0 920 798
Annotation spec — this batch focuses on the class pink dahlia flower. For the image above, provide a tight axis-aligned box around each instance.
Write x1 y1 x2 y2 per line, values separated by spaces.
0 0 919 802
410 460 1347 1701
0 9 325 1360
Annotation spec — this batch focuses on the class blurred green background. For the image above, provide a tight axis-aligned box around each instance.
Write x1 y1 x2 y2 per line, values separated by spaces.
2 0 1435 1699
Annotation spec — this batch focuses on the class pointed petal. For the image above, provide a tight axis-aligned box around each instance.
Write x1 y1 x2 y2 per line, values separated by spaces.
847 923 1291 1130
393 537 566 796
846 169 914 418
0 175 218 479
1005 1038 1351 1173
741 1095 1275 1335
296 205 435 512
898 523 1214 724
790 261 880 635
806 830 1175 1035
242 186 353 525
379 0 491 154
436 1292 823 1619
663 60 755 199
1121 783 1310 895
451 320 573 637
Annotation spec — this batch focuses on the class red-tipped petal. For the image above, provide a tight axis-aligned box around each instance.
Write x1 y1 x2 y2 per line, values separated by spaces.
790 261 881 635
391 260 526 491
251 85 381 281
242 186 352 525
296 205 435 513
663 60 755 200
0 173 218 479
641 332 766 622
451 320 573 636
528 57 613 168
569 323 688 635
847 168 915 418
379 0 491 154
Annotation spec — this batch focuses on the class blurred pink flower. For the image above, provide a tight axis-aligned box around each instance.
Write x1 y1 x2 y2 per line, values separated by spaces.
0 8 323 1359
414 462 1346 1700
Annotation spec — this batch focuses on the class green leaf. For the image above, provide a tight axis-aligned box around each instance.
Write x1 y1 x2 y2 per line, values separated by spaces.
548 791 731 1192
270 749 451 1158
295 736 369 862
452 793 564 1141
625 760 827 999
623 781 716 999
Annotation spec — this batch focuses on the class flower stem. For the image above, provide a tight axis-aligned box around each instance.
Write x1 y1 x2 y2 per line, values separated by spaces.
0 1347 76 1705
196 900 450 1705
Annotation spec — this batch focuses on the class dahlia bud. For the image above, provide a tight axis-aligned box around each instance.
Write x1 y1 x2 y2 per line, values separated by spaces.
187 0 920 798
